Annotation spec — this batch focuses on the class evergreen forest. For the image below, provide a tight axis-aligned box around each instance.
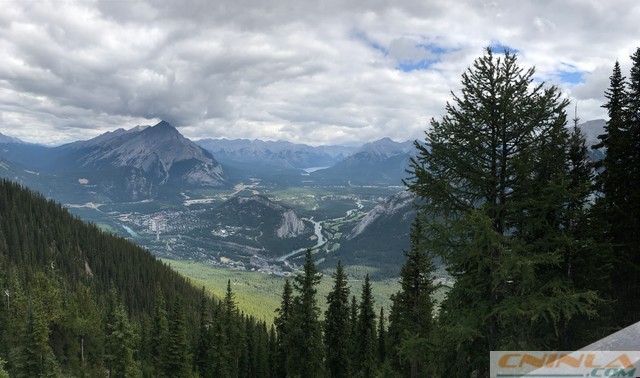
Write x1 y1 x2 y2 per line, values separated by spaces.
1 46 640 377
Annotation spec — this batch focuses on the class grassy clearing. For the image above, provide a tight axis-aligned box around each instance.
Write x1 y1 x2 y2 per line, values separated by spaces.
266 187 320 212
163 259 403 324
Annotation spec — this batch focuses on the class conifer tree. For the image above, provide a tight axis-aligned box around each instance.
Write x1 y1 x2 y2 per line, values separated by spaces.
222 280 243 377
207 306 232 378
268 325 277 378
10 302 61 378
355 274 377 378
349 294 358 370
559 114 613 347
274 279 293 377
10 272 62 378
165 297 191 377
288 249 324 377
150 286 169 377
61 283 104 376
593 57 640 327
195 288 211 377
387 217 436 376
618 48 640 325
254 321 270 378
377 307 386 365
324 261 351 378
104 289 141 378
406 48 599 375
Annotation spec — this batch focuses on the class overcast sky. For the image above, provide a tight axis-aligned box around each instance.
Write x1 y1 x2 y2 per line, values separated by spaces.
0 0 638 146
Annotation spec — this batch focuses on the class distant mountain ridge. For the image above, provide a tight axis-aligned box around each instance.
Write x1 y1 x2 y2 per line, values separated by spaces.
0 132 24 144
197 138 357 171
311 138 414 185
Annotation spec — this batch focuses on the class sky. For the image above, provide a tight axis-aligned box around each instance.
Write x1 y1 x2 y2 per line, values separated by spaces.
0 0 638 146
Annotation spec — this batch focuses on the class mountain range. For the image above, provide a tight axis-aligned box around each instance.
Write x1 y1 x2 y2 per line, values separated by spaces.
0 122 417 200
0 119 607 277
0 121 225 201
196 138 357 172
310 137 414 185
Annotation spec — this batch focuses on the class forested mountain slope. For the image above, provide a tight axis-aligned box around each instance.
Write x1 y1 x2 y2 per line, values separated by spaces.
0 180 270 377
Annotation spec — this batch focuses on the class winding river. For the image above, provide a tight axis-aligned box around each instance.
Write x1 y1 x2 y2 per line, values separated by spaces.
277 218 326 262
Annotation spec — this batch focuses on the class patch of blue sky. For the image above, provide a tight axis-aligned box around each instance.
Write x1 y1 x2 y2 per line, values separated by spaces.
395 43 450 72
556 62 586 84
352 29 447 72
557 70 585 84
398 59 436 72
488 42 520 54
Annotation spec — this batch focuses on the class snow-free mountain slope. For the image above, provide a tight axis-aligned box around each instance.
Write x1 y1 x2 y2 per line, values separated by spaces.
201 194 313 257
197 138 357 171
318 190 417 278
311 138 414 185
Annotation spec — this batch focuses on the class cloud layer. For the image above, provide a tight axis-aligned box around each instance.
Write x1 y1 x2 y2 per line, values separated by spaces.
0 0 638 145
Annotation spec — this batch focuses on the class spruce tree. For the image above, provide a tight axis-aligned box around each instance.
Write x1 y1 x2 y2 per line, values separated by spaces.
273 279 292 377
377 307 386 365
207 306 232 378
560 114 613 347
349 295 358 369
356 274 377 378
165 297 191 377
104 289 141 378
222 280 243 378
288 249 324 377
387 217 437 376
61 283 104 376
195 288 211 377
268 325 277 378
10 302 60 378
593 57 640 327
406 48 599 375
619 48 640 326
324 261 351 378
150 286 169 377
10 272 62 378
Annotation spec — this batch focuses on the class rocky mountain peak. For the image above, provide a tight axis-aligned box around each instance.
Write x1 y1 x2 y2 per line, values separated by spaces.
348 191 415 239
358 138 413 157
143 121 179 137
47 121 226 201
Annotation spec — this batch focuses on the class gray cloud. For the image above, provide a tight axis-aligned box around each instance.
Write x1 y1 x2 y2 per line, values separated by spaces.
0 0 638 145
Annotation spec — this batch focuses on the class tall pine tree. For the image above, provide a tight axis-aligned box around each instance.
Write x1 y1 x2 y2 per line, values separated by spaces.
593 56 640 327
406 48 600 375
165 297 191 377
324 261 351 378
387 217 437 377
274 279 293 377
288 249 324 377
355 274 377 378
150 286 169 377
104 289 141 378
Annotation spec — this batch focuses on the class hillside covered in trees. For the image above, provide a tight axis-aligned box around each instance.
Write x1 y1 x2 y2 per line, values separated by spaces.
0 179 272 377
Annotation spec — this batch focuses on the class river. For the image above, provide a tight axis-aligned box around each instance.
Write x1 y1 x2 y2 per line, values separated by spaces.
277 218 326 262
121 224 139 238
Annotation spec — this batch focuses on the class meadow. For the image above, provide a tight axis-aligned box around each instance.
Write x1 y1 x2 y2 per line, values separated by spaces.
163 258 404 323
